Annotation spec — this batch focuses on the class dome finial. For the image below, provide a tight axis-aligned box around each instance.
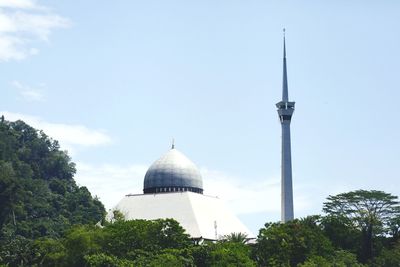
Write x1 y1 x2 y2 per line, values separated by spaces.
171 138 175 149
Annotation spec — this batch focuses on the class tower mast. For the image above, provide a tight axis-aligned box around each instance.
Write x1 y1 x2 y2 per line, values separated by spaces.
276 29 295 223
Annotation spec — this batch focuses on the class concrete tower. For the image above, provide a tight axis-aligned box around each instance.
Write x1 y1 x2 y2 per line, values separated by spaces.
276 30 295 223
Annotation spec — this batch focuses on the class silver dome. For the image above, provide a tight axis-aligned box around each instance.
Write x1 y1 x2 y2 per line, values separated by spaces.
143 148 203 194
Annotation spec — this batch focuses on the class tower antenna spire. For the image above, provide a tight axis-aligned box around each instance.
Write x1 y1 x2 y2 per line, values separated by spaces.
276 29 295 223
282 28 288 102
171 138 175 149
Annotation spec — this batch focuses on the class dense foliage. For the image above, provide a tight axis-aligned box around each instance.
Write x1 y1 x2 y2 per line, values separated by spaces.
10 212 398 267
323 190 400 262
255 216 334 266
1 118 400 266
0 119 105 265
0 218 255 266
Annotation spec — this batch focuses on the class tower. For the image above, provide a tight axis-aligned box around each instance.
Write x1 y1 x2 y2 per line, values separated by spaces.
276 29 295 223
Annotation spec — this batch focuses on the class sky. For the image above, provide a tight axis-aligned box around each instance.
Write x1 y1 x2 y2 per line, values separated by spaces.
1 0 400 234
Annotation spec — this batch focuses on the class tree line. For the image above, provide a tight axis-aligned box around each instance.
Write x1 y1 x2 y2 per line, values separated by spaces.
0 118 399 266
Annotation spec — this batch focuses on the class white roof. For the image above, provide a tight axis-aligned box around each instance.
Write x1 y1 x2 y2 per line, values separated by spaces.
110 191 253 240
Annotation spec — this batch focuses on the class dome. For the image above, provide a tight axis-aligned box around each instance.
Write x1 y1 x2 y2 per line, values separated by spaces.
143 147 203 194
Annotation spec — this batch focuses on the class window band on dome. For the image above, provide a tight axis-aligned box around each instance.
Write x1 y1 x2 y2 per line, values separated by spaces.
144 187 203 194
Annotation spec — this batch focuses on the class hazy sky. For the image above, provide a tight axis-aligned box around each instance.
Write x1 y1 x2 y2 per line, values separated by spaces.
1 0 400 234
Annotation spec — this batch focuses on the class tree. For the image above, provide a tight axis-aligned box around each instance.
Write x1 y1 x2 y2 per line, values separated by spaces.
31 238 66 266
84 253 135 267
221 232 248 244
388 210 400 243
0 118 106 266
0 235 33 266
190 242 255 267
133 249 194 267
0 119 105 237
323 190 400 262
111 209 125 222
371 240 400 267
297 255 331 267
0 161 19 229
255 216 335 266
208 242 255 267
64 225 103 266
100 219 191 260
320 215 361 253
299 250 365 267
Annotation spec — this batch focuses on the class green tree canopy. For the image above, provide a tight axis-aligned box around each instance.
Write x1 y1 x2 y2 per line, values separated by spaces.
323 190 400 262
0 118 105 266
370 240 400 267
320 214 361 254
255 216 335 266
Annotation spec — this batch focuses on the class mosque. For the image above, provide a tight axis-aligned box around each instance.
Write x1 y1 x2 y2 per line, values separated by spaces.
109 143 253 240
109 31 295 239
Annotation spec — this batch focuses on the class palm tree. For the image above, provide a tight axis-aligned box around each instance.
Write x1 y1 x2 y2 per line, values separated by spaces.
221 232 248 243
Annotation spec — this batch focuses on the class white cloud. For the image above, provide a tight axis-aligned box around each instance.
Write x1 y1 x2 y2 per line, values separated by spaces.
1 111 112 153
11 80 45 101
0 0 69 61
201 168 310 216
75 162 148 210
0 0 37 9
201 168 281 214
